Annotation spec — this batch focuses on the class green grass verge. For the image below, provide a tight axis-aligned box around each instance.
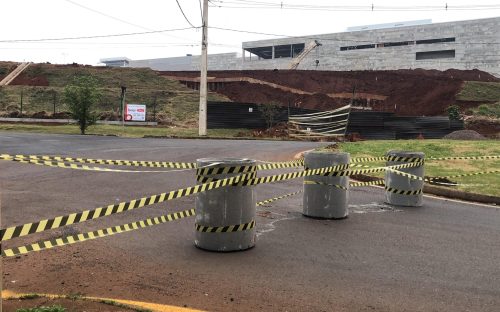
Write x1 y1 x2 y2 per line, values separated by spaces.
0 123 250 138
16 305 65 312
336 140 500 196
456 81 500 102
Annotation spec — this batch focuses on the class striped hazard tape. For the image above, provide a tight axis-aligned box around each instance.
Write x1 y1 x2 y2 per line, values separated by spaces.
195 220 256 233
1 157 185 173
350 156 386 163
386 156 425 163
385 186 423 195
0 161 422 242
2 190 301 257
350 180 385 187
1 209 196 257
426 169 500 181
1 154 196 169
1 154 305 171
256 190 302 206
428 155 500 161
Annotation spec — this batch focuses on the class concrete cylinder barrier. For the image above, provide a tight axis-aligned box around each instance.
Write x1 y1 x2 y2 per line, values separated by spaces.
303 151 350 219
384 150 425 207
195 158 256 252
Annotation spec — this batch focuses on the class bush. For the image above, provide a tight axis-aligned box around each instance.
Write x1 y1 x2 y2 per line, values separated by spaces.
447 105 461 120
475 103 500 118
64 75 101 134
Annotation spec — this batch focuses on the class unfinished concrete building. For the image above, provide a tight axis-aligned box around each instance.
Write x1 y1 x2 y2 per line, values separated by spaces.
101 17 500 77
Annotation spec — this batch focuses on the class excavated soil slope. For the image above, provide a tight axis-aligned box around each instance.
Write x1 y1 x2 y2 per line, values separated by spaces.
160 69 498 116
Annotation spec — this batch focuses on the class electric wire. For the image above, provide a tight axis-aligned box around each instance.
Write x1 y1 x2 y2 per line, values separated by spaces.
175 0 198 28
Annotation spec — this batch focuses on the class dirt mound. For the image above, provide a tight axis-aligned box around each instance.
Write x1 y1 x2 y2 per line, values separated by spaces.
11 73 49 86
443 130 485 140
465 116 500 138
161 69 498 116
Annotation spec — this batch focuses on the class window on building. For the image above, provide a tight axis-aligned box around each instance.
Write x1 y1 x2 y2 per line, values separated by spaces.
244 46 273 59
292 43 305 57
416 50 455 60
416 37 455 44
340 44 375 51
382 41 414 47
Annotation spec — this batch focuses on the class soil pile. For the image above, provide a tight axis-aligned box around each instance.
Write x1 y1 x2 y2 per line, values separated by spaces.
161 69 499 116
443 130 486 140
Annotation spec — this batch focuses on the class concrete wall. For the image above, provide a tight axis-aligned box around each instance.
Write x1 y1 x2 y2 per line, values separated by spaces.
240 17 500 77
126 17 500 77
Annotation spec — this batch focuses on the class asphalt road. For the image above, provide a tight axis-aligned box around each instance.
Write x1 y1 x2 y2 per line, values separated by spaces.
1 132 499 312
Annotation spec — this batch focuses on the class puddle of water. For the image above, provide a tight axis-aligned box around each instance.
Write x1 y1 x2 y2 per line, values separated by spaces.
349 202 402 214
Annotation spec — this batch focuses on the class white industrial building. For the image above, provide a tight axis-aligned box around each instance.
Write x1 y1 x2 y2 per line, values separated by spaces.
101 17 500 77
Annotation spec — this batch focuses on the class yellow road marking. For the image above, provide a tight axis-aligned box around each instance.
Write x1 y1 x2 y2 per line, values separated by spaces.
2 290 204 312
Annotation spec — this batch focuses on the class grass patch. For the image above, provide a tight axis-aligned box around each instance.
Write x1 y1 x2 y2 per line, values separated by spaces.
18 294 43 300
456 81 500 102
471 103 500 118
16 305 65 312
0 61 228 126
0 123 250 138
97 299 152 312
338 139 500 196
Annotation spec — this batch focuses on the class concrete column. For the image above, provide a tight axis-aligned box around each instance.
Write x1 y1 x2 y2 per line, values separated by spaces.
303 151 350 219
195 158 256 252
384 150 425 207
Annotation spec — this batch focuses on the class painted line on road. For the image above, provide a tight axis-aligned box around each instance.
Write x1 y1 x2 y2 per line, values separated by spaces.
2 290 204 312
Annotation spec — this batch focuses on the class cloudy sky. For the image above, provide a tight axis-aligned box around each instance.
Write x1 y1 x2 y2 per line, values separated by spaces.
1 0 499 65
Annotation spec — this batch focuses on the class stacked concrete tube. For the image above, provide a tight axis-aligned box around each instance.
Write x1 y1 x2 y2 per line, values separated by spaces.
195 158 256 252
303 151 350 219
384 151 425 207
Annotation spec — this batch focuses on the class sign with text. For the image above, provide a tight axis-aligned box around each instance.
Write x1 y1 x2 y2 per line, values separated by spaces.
125 104 146 121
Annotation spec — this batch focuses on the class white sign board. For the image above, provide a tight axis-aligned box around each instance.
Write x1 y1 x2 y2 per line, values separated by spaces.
125 104 146 121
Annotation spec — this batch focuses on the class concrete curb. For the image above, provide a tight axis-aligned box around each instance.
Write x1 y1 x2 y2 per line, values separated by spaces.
350 174 499 206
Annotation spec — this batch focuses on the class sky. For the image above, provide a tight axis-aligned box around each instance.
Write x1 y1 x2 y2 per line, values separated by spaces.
1 0 499 65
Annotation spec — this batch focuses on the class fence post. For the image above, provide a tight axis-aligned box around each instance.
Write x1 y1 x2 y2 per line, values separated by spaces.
195 158 257 252
303 151 350 219
384 150 425 207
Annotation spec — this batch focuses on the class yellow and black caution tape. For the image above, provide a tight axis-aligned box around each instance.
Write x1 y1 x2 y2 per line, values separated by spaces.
303 180 347 190
386 156 425 163
1 209 196 257
1 156 185 173
1 154 306 171
350 180 385 187
385 168 424 181
0 161 422 242
425 170 500 182
195 220 255 233
385 186 422 195
256 190 302 206
350 156 386 163
0 154 197 169
428 155 500 161
256 159 304 170
2 190 302 258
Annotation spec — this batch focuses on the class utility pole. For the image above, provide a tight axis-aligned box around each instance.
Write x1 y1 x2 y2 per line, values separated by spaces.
198 0 208 136
120 86 127 127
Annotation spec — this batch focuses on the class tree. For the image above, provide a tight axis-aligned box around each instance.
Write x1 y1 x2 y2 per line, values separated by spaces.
447 105 461 121
260 102 281 129
64 76 101 134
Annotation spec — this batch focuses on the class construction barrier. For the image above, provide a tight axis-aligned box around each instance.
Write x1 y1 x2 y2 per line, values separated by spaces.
1 150 498 258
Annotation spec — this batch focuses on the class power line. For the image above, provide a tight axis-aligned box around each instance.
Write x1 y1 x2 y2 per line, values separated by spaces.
0 27 199 43
209 0 500 11
175 0 198 28
64 0 151 31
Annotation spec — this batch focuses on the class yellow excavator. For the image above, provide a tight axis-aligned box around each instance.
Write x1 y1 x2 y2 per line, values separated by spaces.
288 40 322 70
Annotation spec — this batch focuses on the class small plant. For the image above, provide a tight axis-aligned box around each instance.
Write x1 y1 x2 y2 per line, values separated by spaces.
64 75 101 134
259 102 281 129
18 293 42 300
475 103 500 118
447 105 461 120
16 305 66 312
